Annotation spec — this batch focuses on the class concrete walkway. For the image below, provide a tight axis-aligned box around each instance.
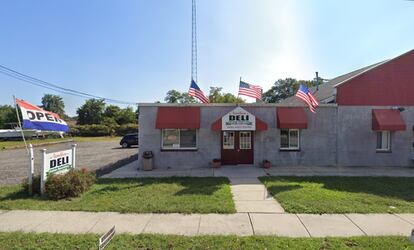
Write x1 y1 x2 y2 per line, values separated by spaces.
102 161 414 178
229 177 284 213
1 210 413 237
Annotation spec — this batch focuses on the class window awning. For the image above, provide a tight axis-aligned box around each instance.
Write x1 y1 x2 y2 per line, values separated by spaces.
372 109 406 131
211 117 267 131
277 107 308 129
155 107 200 129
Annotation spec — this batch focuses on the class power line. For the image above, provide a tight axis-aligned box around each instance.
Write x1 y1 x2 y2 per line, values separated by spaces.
0 64 137 105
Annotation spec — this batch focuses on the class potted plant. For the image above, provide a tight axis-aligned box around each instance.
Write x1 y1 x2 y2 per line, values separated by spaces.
212 158 221 168
262 160 271 169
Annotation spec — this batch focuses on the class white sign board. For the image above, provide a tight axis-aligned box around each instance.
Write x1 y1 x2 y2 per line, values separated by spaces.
40 144 76 195
222 107 256 131
44 149 73 176
99 226 116 250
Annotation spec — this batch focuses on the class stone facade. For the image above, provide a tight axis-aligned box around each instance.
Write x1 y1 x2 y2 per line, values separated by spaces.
138 103 414 170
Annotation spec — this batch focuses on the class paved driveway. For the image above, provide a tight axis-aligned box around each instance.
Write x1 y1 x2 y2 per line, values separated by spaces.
0 140 137 185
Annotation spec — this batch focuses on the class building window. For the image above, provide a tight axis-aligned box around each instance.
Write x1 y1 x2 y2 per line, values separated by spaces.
223 131 235 149
280 129 299 150
376 131 390 151
239 132 252 149
162 129 197 149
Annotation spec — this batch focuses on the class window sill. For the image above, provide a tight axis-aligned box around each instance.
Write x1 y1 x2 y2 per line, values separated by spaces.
376 149 392 153
161 148 198 152
279 148 300 152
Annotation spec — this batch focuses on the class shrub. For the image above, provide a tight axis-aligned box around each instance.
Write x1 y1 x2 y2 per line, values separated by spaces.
68 125 79 136
22 175 41 195
70 124 113 137
115 123 138 136
45 169 96 200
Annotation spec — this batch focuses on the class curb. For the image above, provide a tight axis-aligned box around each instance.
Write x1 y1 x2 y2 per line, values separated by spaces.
95 154 139 177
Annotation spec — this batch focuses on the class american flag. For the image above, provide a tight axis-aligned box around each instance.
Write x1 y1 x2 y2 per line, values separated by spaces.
238 81 262 100
295 84 319 113
189 80 209 103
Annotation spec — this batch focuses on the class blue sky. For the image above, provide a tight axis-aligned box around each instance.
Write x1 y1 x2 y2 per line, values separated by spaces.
1 0 413 115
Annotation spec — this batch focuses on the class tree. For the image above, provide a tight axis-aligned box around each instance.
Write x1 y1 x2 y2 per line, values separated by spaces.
164 90 197 104
208 87 245 103
0 105 18 128
41 94 65 117
104 105 121 119
115 107 137 125
262 78 315 103
76 99 106 125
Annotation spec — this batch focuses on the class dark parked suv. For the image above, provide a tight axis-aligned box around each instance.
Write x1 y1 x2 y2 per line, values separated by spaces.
120 133 138 148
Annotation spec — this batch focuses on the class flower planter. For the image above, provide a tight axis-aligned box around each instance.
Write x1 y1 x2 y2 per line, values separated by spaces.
262 160 271 169
212 159 221 168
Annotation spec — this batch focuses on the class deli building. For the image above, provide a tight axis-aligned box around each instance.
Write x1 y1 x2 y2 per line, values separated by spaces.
138 49 414 170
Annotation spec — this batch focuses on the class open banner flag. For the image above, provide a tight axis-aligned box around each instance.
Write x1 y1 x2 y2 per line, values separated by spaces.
16 98 69 132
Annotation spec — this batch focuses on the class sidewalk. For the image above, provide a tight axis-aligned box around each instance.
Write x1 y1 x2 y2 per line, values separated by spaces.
0 210 413 237
101 161 414 178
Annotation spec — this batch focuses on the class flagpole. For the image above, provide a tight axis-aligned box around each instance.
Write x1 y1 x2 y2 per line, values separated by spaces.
238 76 241 99
13 95 29 155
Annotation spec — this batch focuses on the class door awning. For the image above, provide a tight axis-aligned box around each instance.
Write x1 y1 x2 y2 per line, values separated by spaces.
372 109 406 131
155 107 200 129
277 107 308 129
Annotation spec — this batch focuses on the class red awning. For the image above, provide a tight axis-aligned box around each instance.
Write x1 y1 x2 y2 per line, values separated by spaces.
211 117 267 131
277 107 308 129
372 109 406 131
155 107 200 129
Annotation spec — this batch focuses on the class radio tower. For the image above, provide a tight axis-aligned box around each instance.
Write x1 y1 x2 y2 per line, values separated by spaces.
191 0 198 83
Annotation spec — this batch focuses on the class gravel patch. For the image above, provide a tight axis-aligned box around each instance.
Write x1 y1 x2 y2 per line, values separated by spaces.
0 140 137 186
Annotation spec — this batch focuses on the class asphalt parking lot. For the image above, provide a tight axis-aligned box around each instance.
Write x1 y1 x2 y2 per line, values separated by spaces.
0 140 137 185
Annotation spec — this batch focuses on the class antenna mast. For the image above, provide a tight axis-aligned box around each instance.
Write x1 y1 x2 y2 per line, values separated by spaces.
191 0 198 82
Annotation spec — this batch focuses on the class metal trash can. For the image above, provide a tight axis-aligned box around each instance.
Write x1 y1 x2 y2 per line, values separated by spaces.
142 151 153 171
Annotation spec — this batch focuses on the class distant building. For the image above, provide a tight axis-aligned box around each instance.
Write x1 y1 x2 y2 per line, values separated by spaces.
138 49 414 169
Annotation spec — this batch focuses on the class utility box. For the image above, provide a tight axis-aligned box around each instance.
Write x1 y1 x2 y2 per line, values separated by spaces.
142 151 154 171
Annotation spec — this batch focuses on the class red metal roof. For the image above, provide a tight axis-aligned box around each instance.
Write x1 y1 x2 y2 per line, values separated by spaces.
372 109 406 131
211 117 267 131
155 107 200 129
277 107 308 129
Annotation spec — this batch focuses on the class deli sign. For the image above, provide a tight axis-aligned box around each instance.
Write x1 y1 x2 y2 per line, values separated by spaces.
222 107 256 131
44 149 73 176
40 144 77 195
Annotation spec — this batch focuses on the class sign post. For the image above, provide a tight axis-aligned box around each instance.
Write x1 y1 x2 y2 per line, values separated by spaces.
40 149 47 195
28 144 34 195
71 144 77 168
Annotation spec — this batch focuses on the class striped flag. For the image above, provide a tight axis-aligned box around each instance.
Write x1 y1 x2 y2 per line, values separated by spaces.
16 98 69 132
238 80 262 100
295 84 319 113
188 80 209 103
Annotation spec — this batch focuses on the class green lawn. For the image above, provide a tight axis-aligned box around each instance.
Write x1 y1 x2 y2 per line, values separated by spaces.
0 177 235 214
0 136 120 150
0 232 412 250
260 176 414 213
